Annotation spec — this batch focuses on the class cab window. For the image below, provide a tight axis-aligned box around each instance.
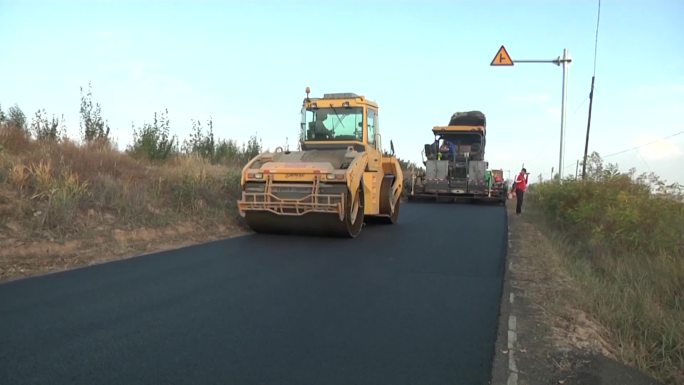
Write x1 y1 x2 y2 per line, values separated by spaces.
367 109 376 146
302 107 363 141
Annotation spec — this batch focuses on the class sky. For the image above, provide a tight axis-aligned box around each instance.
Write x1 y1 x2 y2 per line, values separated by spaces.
1 0 683 184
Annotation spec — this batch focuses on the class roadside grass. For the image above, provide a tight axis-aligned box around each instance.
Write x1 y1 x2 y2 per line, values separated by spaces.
530 177 684 385
0 124 244 241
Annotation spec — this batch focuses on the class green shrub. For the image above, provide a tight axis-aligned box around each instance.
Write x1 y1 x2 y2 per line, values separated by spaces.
129 109 176 161
214 138 241 165
239 135 262 164
80 82 110 144
7 104 27 132
535 177 684 257
30 109 64 141
180 118 262 166
531 163 684 383
182 118 215 159
222 168 242 212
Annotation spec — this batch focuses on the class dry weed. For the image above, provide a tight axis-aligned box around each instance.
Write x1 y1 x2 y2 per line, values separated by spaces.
0 124 31 153
8 164 30 193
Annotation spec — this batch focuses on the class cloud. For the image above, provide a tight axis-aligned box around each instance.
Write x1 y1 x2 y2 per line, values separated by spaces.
637 136 683 160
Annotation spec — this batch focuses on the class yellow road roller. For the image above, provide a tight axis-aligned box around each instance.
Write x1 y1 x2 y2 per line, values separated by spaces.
237 88 403 237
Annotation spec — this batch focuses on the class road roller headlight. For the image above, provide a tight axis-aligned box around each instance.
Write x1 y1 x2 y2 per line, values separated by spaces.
247 172 263 179
326 173 345 180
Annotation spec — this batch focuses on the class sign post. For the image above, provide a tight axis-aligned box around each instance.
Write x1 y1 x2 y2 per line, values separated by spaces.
491 45 572 181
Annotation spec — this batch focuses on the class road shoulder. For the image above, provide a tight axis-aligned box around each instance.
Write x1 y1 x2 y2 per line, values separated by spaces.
0 220 248 283
491 204 662 385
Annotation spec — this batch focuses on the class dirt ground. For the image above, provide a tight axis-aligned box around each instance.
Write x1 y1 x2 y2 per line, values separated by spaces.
491 202 662 385
0 220 247 283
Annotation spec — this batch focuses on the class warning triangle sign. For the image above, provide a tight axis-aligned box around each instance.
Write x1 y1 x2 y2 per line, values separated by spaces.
491 45 513 66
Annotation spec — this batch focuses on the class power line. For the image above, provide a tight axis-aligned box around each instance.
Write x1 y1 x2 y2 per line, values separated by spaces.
581 0 602 179
555 130 684 174
603 131 684 158
571 97 588 117
593 0 601 76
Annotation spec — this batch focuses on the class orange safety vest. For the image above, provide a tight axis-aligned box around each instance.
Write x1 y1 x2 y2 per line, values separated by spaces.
514 172 528 192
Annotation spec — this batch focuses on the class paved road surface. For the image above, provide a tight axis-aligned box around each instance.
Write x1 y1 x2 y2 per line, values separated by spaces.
1 202 507 385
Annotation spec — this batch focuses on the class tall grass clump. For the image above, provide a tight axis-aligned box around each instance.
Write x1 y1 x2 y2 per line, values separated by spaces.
0 114 30 152
162 155 241 215
531 153 684 384
1 97 257 242
29 161 89 230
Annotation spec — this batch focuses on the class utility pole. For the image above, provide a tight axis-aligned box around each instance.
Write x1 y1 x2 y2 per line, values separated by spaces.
583 0 601 179
575 159 579 180
581 76 596 179
491 45 572 183
559 49 570 182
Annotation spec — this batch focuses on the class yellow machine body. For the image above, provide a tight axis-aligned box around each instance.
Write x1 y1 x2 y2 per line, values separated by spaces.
432 125 486 135
237 91 403 237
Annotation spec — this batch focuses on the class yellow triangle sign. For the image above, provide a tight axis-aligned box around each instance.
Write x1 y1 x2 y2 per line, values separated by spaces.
491 45 513 66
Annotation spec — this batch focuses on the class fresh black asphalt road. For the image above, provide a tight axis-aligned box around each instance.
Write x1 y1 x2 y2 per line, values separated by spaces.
1 202 507 385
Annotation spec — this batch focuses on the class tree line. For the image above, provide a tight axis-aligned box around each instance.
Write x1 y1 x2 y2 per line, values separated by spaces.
0 83 262 165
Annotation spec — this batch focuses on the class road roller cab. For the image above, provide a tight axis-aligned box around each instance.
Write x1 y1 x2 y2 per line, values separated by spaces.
237 88 403 237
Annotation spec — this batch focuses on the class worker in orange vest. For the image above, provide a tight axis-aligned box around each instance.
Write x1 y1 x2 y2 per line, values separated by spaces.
514 168 529 215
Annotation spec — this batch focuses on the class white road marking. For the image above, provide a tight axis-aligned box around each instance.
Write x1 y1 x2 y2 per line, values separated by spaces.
509 349 518 372
507 372 518 385
507 314 519 384
507 329 517 349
